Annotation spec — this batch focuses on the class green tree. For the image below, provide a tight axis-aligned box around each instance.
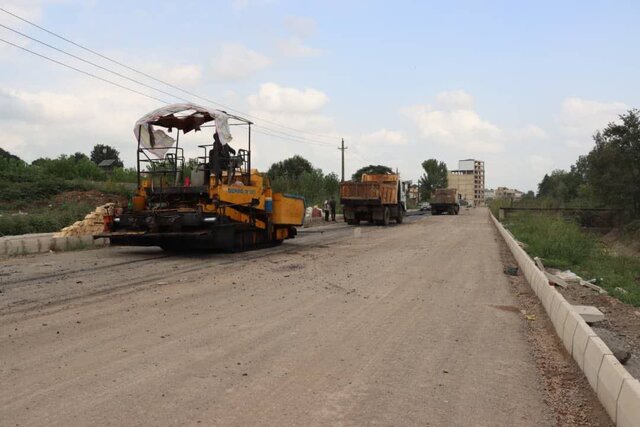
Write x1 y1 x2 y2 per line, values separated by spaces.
584 110 640 215
351 164 393 181
418 159 448 200
73 152 90 162
0 147 22 162
90 144 123 168
267 155 313 180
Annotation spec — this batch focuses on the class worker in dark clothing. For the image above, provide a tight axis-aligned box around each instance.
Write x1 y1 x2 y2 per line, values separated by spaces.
329 196 337 221
210 132 236 181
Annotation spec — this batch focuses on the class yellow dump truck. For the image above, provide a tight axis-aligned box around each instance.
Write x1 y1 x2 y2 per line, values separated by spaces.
96 103 305 251
430 188 460 215
340 173 406 225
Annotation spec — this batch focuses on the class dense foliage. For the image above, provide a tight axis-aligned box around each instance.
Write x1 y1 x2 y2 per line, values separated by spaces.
90 144 124 168
0 148 134 236
536 109 640 218
267 155 340 207
351 164 393 181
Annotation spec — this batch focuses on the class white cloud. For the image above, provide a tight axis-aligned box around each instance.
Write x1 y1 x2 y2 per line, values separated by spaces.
167 64 202 85
528 154 554 175
435 89 474 110
559 97 628 146
211 43 271 80
402 91 504 153
0 83 159 164
284 16 317 38
248 82 328 113
360 129 407 146
231 0 275 11
1 0 45 22
277 16 322 58
245 82 337 169
512 124 548 140
277 37 322 58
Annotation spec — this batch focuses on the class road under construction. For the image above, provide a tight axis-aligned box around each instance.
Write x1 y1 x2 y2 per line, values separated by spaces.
0 209 612 426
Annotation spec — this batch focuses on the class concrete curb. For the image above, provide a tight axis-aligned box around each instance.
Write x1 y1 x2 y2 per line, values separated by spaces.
0 233 109 258
490 213 640 426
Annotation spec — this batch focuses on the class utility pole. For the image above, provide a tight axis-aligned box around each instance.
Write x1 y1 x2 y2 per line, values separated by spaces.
338 138 347 182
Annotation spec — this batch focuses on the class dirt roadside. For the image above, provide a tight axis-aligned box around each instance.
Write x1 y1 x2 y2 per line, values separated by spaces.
0 208 608 426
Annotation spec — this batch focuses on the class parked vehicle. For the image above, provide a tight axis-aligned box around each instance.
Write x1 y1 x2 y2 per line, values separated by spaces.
430 188 460 215
419 202 431 211
340 173 406 225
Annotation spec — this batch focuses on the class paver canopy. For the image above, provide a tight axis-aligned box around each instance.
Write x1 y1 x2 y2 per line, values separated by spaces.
133 103 233 159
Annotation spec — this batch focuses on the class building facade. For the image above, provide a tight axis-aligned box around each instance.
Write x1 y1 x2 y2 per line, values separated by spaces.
447 159 485 206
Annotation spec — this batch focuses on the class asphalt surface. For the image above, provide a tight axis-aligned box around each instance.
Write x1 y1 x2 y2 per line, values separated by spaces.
0 208 556 426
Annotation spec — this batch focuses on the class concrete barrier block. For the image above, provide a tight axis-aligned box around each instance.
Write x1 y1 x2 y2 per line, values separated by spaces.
52 237 68 251
562 311 581 355
552 298 571 340
597 355 634 423
6 240 21 256
79 235 93 247
527 270 539 293
532 272 548 297
584 336 613 391
539 282 554 313
545 289 560 317
22 238 39 254
573 305 605 323
38 237 53 252
94 237 109 247
572 320 597 370
617 378 640 427
534 274 549 295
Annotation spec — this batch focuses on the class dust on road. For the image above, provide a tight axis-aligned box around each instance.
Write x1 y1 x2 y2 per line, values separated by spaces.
0 208 600 426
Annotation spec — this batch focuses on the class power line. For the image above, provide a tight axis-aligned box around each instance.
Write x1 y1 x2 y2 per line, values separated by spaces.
0 6 339 142
0 22 339 147
253 127 336 147
0 37 170 104
0 22 193 104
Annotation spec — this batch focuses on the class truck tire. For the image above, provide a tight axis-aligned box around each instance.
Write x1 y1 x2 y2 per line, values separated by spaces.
396 205 404 224
347 218 360 225
448 206 455 215
382 207 390 226
454 205 460 215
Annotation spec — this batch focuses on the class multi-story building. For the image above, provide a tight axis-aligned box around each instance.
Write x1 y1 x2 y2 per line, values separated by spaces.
495 187 523 200
447 159 485 206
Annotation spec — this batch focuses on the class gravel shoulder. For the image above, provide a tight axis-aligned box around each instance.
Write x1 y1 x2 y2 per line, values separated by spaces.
0 208 604 426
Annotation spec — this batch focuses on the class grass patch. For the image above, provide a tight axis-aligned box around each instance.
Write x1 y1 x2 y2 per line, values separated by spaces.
0 202 98 236
504 212 640 306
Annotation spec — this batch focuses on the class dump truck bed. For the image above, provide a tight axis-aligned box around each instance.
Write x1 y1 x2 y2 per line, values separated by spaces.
431 188 458 205
340 182 398 205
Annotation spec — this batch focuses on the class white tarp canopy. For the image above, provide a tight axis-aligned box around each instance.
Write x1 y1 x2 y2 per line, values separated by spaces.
133 103 233 159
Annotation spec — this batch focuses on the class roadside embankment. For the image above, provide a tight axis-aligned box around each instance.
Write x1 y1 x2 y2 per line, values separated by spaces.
0 233 108 258
491 213 640 427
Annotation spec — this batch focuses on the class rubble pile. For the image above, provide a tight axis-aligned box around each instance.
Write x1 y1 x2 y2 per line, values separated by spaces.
54 203 114 237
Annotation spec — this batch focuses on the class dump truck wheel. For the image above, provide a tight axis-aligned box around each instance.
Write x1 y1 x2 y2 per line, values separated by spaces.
382 207 390 226
347 218 360 225
396 207 404 224
454 206 460 215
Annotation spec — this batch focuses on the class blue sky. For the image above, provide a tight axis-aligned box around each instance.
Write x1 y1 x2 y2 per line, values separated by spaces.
1 0 638 191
